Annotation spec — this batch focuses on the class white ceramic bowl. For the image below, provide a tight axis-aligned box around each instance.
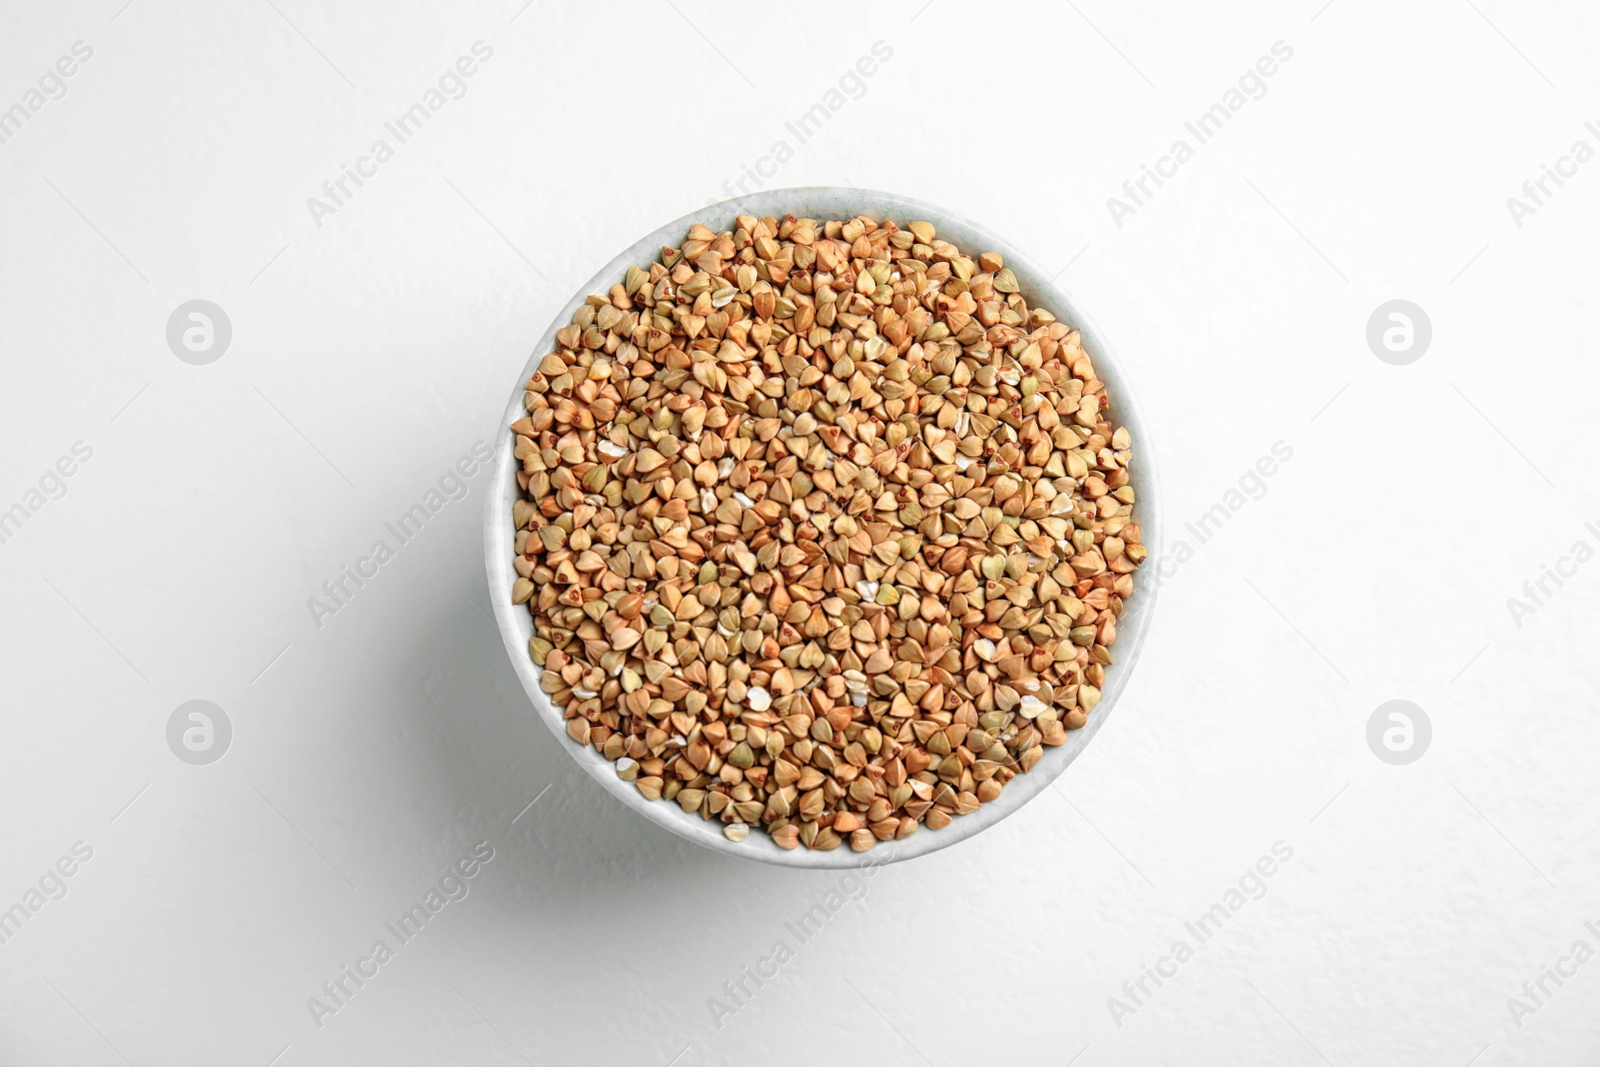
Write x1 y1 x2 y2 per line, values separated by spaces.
484 187 1162 868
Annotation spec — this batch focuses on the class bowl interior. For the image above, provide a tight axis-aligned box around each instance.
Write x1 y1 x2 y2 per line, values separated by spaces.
483 186 1162 869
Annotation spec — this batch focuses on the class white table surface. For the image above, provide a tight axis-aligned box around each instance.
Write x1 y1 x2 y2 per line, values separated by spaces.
2 1 1597 1064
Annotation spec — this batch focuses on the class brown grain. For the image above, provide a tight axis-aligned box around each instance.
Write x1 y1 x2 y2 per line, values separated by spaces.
509 213 1142 851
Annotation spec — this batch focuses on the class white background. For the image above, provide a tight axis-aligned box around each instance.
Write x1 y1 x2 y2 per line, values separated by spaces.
2 1 1597 1064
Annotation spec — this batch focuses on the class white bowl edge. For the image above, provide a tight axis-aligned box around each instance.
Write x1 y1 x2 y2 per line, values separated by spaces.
482 186 1164 869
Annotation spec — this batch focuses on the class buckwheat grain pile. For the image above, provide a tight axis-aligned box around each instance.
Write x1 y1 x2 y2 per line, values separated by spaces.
508 213 1143 852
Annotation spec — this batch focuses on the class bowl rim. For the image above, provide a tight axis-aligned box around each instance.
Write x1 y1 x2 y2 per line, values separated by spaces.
482 185 1163 869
